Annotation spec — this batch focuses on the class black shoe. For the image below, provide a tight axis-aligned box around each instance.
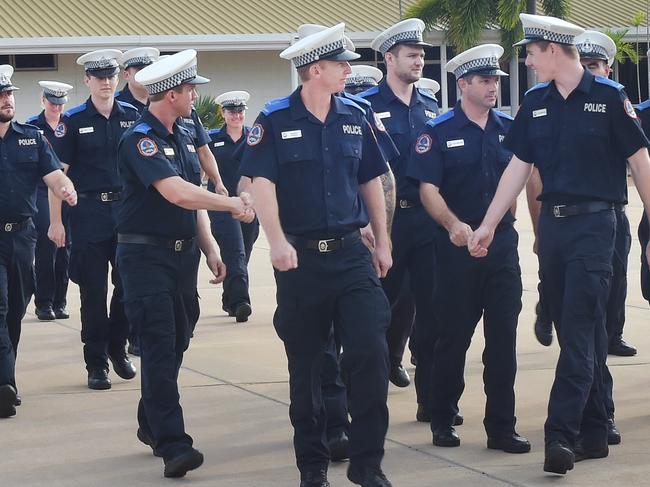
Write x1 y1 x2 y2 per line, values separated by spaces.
410 354 417 366
543 441 574 474
53 307 69 319
87 369 111 390
487 432 531 453
234 302 252 323
608 339 637 357
432 426 460 447
109 351 137 380
223 305 236 317
573 438 609 462
328 431 349 461
607 418 621 445
15 394 21 406
389 364 410 388
163 448 204 478
127 341 140 357
300 468 330 487
347 464 392 487
137 428 162 457
35 305 56 321
534 302 553 346
0 384 17 418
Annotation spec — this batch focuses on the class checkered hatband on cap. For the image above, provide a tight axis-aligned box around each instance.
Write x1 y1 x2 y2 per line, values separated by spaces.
346 75 376 86
524 27 574 44
144 65 197 95
454 56 500 78
576 42 608 59
293 38 346 67
43 87 67 97
124 56 154 68
84 58 119 70
379 29 422 54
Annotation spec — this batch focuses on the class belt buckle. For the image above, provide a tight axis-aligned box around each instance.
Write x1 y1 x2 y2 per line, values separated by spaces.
317 239 334 253
100 192 109 202
399 199 409 209
174 240 183 252
4 223 13 232
553 205 565 218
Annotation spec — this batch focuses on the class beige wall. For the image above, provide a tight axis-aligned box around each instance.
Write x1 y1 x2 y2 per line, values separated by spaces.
12 50 292 125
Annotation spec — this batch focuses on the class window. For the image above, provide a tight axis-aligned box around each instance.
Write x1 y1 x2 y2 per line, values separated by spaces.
0 54 57 71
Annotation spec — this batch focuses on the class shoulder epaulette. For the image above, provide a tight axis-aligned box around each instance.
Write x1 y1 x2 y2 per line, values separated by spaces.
594 76 624 91
636 99 650 112
19 122 41 131
525 82 550 96
495 110 514 121
356 86 379 99
116 100 138 111
261 96 290 115
64 102 87 117
427 110 454 128
339 96 365 113
341 91 371 107
417 87 438 102
133 123 153 135
25 115 38 124
207 127 222 136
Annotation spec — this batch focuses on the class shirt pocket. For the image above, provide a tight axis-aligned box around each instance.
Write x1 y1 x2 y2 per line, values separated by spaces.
277 140 314 165
14 147 39 170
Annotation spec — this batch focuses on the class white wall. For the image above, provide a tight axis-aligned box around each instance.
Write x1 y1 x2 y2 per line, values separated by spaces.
12 50 292 124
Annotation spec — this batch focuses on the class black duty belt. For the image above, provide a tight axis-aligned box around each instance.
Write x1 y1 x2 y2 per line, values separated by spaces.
397 198 421 209
1 218 31 233
286 230 360 253
117 233 196 252
545 201 614 218
78 191 122 202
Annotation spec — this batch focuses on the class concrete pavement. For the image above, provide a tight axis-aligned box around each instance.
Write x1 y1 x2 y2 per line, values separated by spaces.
2 190 650 486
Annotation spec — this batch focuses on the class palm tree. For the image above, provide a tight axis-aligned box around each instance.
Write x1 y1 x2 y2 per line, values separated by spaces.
193 94 224 130
602 28 639 67
630 10 646 102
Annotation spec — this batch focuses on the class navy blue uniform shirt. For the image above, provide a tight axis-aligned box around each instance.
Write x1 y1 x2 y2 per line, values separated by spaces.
58 97 139 193
0 121 62 220
357 80 439 202
118 108 202 238
637 99 650 130
207 125 250 196
239 87 389 238
115 84 146 114
26 111 68 189
178 108 210 148
409 103 514 226
505 69 649 204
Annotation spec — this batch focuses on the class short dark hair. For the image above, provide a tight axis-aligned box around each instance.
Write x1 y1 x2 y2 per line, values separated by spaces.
296 64 312 82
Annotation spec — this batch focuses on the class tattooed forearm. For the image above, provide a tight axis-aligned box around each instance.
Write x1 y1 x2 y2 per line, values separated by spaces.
380 169 396 233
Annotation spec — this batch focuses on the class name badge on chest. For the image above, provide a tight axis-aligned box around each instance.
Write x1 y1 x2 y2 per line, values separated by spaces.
375 111 391 119
79 126 94 134
281 130 302 140
186 144 196 153
163 147 175 156
214 141 225 147
532 108 547 118
446 139 464 148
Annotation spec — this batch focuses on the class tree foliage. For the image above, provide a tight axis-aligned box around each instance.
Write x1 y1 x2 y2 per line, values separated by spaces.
193 94 224 129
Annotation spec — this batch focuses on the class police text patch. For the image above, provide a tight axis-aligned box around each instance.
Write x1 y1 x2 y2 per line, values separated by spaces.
342 124 362 135
18 138 37 146
120 121 135 128
247 123 264 146
137 138 158 157
584 103 606 113
425 110 437 119
415 134 432 154
186 144 196 153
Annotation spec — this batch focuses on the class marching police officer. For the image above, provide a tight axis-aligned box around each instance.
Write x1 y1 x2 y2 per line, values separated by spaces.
116 47 160 113
358 18 440 389
241 23 393 487
207 90 259 322
345 65 383 95
118 49 253 478
51 49 139 390
26 81 73 321
0 65 77 417
410 44 530 453
469 14 650 474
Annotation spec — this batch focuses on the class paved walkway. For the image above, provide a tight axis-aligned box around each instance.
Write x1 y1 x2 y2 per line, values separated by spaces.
2 191 650 486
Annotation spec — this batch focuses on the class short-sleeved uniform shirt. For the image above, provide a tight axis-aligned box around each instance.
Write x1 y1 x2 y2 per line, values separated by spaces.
504 69 650 204
239 87 389 238
25 111 68 189
118 108 202 239
0 121 62 221
206 125 250 195
115 83 146 114
58 97 140 193
408 103 514 226
178 108 210 149
357 80 439 202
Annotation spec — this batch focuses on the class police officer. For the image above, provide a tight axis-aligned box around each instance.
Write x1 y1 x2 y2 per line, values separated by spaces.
51 49 139 390
345 65 383 95
409 44 530 453
241 23 393 487
116 47 159 113
636 80 650 311
416 77 441 97
0 65 77 417
118 49 252 478
26 81 73 321
207 90 259 322
469 14 650 474
358 18 440 389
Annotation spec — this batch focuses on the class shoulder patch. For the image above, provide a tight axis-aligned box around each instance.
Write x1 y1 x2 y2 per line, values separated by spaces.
525 82 550 96
247 123 264 146
594 76 624 91
54 122 67 138
262 96 290 115
417 87 438 102
428 110 454 128
25 115 38 124
64 102 88 117
636 99 650 112
624 98 638 119
116 100 139 112
341 92 371 107
415 133 433 154
133 123 153 135
495 110 514 121
339 96 365 113
356 86 379 99
137 137 158 157
207 127 222 136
